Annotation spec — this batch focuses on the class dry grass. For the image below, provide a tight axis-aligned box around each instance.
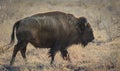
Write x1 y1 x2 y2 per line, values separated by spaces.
0 39 120 71
0 0 120 71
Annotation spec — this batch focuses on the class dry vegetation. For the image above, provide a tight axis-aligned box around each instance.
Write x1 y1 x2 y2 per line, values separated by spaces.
0 0 120 71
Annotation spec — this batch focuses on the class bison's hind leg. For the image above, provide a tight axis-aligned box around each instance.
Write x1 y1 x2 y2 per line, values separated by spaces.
10 41 28 66
20 41 28 64
10 41 21 66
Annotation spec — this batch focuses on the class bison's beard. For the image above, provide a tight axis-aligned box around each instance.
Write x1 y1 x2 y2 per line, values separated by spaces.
81 41 88 47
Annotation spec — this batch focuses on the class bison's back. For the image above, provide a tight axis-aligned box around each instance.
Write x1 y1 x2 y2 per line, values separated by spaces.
16 12 77 48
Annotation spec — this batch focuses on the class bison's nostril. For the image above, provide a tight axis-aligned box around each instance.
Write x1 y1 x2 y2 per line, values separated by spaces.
92 41 95 43
91 39 96 43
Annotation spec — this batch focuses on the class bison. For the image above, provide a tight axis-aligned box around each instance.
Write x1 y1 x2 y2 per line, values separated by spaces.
6 11 94 66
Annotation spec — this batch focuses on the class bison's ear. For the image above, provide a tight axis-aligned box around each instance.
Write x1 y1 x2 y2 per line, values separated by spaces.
77 17 88 32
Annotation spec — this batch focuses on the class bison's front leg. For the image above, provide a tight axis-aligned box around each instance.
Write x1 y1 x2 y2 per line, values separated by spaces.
60 49 71 62
48 50 56 64
48 42 61 65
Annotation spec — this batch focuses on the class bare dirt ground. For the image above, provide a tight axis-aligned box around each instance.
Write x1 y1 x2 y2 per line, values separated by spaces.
0 0 120 71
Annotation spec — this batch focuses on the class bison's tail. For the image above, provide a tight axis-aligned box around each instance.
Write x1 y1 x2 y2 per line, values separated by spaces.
10 20 20 45
0 21 20 53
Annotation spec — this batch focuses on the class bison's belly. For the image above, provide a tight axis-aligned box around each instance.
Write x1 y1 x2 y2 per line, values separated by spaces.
28 31 57 48
30 37 55 48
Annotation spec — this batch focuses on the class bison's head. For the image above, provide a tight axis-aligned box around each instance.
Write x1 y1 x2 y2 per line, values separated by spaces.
77 17 94 46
